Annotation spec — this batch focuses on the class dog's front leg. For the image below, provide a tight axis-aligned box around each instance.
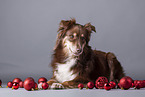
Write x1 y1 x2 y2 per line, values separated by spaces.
47 79 65 89
62 78 89 89
47 78 58 85
47 80 83 89
62 81 79 89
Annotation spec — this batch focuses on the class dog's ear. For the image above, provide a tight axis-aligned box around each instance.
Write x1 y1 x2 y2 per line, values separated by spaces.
54 18 76 50
53 32 63 50
57 18 76 32
84 23 96 33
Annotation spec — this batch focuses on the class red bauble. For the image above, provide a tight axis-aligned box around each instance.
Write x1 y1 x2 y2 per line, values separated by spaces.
19 81 24 88
34 82 38 90
109 81 116 89
78 83 84 89
96 81 104 89
117 83 121 89
0 80 2 86
12 82 19 90
87 82 94 89
12 78 22 84
24 78 35 91
143 80 145 88
42 82 49 90
135 83 141 89
119 76 133 90
96 77 108 84
95 77 108 89
25 77 35 81
134 80 138 86
38 77 47 83
104 83 111 91
137 80 144 88
7 82 13 88
131 82 135 88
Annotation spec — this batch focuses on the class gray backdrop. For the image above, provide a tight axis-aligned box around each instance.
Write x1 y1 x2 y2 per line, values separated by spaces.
0 0 145 83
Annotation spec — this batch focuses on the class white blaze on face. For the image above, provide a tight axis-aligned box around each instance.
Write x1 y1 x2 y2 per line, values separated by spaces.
63 36 77 56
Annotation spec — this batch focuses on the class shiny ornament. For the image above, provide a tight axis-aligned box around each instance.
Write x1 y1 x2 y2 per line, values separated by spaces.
19 81 24 88
134 80 138 86
12 82 19 90
119 76 133 90
96 81 104 89
87 82 94 89
109 81 116 89
95 77 108 89
104 83 111 90
42 82 49 90
78 83 84 89
38 77 47 83
134 83 141 89
0 80 2 87
117 83 121 89
137 80 144 88
25 77 35 82
12 78 22 84
34 82 38 90
131 82 134 88
7 82 13 88
143 80 145 87
24 78 35 91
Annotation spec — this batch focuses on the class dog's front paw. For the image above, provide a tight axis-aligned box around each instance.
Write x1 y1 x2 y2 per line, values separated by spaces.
50 83 64 89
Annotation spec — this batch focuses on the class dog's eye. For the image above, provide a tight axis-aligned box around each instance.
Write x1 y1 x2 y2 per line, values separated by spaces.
70 35 74 39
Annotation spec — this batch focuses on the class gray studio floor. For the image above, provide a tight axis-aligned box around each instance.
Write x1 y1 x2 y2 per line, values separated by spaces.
0 84 145 97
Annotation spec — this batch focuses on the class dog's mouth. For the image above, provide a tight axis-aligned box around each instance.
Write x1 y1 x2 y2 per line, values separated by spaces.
69 47 83 56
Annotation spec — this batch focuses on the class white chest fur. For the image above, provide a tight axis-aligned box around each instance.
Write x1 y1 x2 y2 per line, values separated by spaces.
54 58 77 83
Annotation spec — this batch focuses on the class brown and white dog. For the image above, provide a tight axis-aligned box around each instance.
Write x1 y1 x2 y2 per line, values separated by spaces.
47 19 125 89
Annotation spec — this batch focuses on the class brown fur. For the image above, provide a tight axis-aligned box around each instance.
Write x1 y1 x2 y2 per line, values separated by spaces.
47 19 125 88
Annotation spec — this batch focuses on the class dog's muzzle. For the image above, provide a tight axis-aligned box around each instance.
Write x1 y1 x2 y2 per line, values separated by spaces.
69 47 83 56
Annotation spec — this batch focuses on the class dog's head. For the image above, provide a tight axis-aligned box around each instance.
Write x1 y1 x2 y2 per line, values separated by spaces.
54 18 96 56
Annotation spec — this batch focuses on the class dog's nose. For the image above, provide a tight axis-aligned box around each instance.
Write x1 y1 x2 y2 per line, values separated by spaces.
77 49 82 53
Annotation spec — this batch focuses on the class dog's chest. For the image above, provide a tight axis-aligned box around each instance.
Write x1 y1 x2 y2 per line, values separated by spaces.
54 58 77 83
